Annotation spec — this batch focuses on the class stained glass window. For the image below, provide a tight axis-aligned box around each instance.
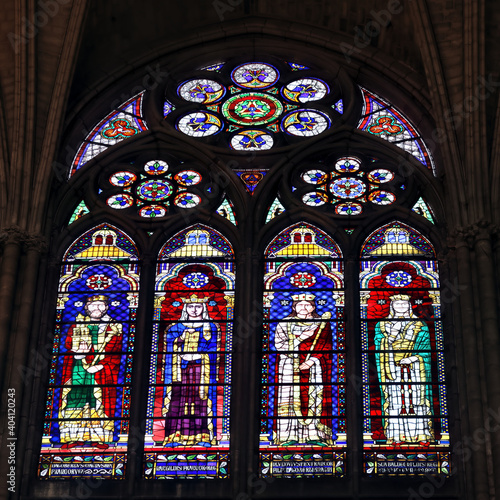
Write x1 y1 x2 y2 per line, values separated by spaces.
412 197 436 224
144 225 234 478
167 60 339 151
68 200 90 225
70 92 148 177
297 155 403 216
260 223 346 478
358 88 435 174
39 225 140 479
216 198 237 225
265 198 286 223
235 169 268 194
100 159 208 217
360 222 449 475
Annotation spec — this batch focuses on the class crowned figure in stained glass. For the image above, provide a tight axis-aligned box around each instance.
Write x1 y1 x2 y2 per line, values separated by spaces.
162 293 220 447
274 293 335 446
374 293 433 445
59 295 123 449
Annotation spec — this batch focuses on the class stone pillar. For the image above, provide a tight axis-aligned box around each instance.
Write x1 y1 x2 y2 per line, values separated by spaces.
451 230 490 500
0 227 24 393
0 228 47 500
470 221 500 498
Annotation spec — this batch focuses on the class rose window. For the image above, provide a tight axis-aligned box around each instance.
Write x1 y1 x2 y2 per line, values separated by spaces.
169 61 342 151
298 155 401 215
102 159 205 218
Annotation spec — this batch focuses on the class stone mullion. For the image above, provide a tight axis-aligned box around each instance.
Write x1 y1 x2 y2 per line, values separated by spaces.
126 256 153 492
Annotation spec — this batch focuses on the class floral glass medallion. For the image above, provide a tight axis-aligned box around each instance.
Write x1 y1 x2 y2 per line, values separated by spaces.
299 155 399 214
178 79 225 104
282 110 330 136
231 62 279 89
177 112 222 137
144 160 168 175
174 170 202 187
174 192 201 208
283 78 329 103
107 193 134 209
230 130 273 151
103 159 205 217
137 180 173 201
222 93 283 126
109 171 137 187
330 177 366 199
302 191 329 206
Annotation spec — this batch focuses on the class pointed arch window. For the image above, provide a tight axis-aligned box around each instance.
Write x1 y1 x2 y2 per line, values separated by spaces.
35 48 454 498
144 225 235 479
39 225 140 479
260 223 346 478
360 222 449 475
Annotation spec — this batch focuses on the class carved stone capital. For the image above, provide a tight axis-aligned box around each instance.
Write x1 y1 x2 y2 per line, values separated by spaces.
0 225 27 246
0 226 48 254
450 221 499 248
23 233 49 254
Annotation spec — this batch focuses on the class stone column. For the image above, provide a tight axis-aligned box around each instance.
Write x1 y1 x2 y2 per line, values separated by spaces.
470 221 500 498
451 229 490 500
0 228 46 500
0 227 24 393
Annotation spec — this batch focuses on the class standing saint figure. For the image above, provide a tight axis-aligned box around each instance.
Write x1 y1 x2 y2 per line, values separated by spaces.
374 293 434 445
274 293 335 446
162 294 220 447
60 295 123 449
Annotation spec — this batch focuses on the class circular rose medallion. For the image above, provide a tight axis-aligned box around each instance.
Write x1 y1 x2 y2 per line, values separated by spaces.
177 112 222 137
301 169 328 185
330 177 366 199
144 160 168 175
86 274 113 290
109 171 137 187
367 169 394 183
183 272 209 288
174 192 201 208
177 79 225 104
302 191 329 206
282 110 330 136
335 202 363 216
368 190 396 205
289 272 317 288
231 63 279 89
230 130 273 151
283 78 329 103
138 205 167 218
335 157 361 173
107 193 134 209
222 92 283 126
174 170 202 187
137 180 173 201
385 270 412 287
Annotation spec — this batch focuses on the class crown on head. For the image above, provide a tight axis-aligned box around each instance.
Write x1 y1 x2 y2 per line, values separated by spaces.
291 293 316 301
389 294 412 302
180 294 210 304
86 295 108 303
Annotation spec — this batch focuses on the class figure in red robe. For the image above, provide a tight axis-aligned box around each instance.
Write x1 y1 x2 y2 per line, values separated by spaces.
59 295 122 449
273 293 335 446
